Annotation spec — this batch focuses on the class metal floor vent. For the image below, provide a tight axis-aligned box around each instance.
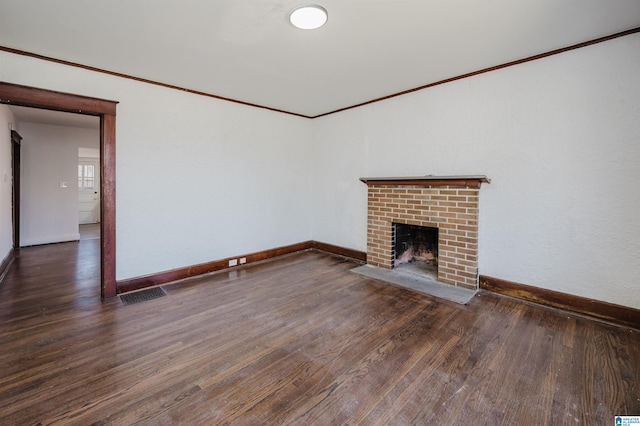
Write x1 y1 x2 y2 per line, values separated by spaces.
120 287 166 305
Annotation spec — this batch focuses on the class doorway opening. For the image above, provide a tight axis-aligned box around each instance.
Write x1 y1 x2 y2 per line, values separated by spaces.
0 82 118 298
78 149 101 225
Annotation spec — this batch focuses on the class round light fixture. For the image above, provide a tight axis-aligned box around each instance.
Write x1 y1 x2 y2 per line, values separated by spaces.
289 5 328 30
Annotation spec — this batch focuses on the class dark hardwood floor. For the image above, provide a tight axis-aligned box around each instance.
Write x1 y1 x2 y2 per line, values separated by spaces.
0 240 638 425
79 223 101 241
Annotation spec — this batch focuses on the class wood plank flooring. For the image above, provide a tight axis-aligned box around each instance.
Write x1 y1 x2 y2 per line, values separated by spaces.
0 241 639 425
79 223 101 241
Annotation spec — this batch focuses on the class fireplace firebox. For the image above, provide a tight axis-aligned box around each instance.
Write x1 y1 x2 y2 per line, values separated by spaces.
393 223 438 274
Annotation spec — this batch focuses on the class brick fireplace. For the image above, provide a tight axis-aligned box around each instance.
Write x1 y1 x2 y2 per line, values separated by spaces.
360 175 490 290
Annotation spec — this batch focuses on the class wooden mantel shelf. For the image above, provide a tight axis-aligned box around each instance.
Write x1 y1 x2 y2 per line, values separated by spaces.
360 175 491 188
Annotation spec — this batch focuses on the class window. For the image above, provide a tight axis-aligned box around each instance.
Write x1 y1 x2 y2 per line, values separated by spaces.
78 164 95 189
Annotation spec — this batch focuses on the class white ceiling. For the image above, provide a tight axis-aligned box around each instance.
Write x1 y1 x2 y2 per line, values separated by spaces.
9 105 100 129
1 0 639 118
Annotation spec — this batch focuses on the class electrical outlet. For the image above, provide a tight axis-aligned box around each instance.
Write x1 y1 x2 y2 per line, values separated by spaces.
239 257 247 265
228 259 238 267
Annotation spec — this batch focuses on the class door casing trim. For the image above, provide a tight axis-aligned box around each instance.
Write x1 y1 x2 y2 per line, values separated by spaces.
0 82 118 298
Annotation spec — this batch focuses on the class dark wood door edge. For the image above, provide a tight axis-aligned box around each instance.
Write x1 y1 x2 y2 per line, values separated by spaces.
479 275 640 330
11 130 21 250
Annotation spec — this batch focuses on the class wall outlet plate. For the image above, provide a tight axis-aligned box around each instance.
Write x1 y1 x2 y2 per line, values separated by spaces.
228 259 238 267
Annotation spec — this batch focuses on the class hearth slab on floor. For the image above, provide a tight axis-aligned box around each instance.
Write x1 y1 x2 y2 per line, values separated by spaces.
351 264 477 305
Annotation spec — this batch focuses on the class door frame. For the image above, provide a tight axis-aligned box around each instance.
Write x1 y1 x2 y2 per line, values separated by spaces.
0 82 118 299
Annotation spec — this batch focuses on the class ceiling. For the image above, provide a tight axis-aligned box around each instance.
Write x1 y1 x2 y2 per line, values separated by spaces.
1 0 639 118
9 105 100 129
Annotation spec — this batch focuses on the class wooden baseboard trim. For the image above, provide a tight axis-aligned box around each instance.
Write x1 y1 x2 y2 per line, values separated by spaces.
0 248 15 283
311 241 367 262
116 240 367 294
117 241 314 294
479 275 640 330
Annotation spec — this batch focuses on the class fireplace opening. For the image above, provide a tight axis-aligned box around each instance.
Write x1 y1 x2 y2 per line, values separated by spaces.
393 223 438 281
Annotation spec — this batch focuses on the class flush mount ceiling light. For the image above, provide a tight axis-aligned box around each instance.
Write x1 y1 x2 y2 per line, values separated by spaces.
289 5 328 30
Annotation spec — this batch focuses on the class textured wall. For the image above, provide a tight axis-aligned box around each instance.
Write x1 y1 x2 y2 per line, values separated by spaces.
312 34 640 308
18 123 99 246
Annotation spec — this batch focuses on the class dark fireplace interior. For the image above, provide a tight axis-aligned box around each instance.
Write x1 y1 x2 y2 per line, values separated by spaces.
393 223 438 280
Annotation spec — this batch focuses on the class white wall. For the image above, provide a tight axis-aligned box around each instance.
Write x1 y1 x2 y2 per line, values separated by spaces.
115 86 312 278
0 105 16 262
311 33 640 309
18 122 99 246
0 50 314 280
